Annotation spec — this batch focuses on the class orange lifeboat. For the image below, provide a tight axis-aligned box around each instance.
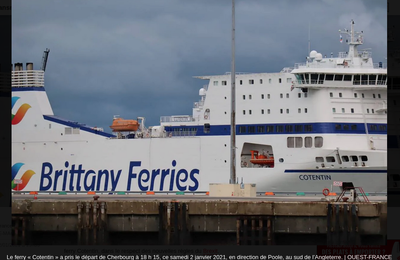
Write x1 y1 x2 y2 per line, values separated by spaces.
110 118 139 132
249 150 274 167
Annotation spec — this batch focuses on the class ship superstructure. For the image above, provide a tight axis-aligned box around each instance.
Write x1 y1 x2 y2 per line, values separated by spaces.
12 21 387 194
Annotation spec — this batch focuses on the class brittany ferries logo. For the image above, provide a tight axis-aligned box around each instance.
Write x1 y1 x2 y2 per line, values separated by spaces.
12 96 31 125
12 163 36 190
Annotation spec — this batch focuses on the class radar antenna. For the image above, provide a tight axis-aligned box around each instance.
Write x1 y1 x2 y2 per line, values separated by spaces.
41 48 50 71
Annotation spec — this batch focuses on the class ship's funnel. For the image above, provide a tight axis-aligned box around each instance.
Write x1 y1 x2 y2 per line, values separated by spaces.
26 62 33 70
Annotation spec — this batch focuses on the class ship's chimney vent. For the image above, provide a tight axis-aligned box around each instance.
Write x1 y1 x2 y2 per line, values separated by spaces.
15 63 23 71
26 62 33 70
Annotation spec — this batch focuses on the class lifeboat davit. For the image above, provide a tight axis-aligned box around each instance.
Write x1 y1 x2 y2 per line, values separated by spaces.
249 150 274 167
110 118 139 132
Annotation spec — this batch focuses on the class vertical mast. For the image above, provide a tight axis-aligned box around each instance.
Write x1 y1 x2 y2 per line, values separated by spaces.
230 0 236 184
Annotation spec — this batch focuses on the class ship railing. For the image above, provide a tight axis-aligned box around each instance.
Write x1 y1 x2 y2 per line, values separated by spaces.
294 63 306 69
167 130 198 137
353 80 387 86
373 63 387 69
160 115 195 123
194 101 204 108
280 67 293 73
338 52 348 58
12 70 45 88
225 72 251 75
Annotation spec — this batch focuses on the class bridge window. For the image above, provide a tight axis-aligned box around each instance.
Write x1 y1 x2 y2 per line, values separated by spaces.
325 74 334 81
361 75 368 84
315 136 323 148
311 74 318 83
315 157 324 162
369 75 376 84
344 75 352 81
360 155 368 162
305 137 312 148
354 75 361 85
334 75 343 81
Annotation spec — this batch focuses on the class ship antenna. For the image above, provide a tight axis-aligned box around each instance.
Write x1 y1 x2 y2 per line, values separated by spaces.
230 0 236 184
338 20 363 59
41 48 50 71
308 21 310 55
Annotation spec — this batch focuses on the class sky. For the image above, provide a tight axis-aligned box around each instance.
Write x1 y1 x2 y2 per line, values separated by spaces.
12 0 387 133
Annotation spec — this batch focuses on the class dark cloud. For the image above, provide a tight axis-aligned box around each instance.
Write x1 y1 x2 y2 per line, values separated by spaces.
12 0 386 131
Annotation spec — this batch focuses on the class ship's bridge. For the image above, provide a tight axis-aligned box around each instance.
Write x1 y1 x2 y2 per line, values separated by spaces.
291 20 387 90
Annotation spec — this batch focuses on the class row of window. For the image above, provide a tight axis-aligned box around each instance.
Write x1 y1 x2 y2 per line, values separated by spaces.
295 73 387 85
287 136 323 148
238 124 314 134
330 92 382 99
215 77 293 86
243 108 308 115
332 108 379 114
316 155 368 163
242 92 308 100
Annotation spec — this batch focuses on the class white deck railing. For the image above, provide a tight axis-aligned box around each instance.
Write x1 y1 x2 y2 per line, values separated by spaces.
12 70 45 88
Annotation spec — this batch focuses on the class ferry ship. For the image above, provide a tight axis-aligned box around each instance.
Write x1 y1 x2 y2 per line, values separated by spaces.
11 21 387 194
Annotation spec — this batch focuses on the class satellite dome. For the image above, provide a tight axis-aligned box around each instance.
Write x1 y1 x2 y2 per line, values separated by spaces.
310 50 318 58
199 88 206 96
315 53 323 61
